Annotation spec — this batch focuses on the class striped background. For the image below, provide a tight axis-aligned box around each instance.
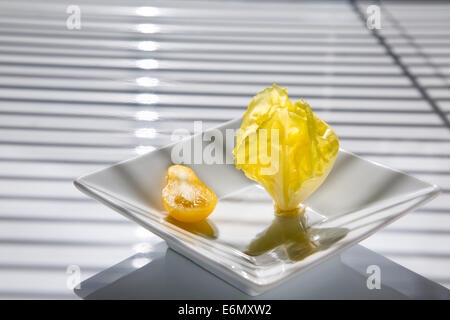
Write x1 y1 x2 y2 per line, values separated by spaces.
0 0 449 298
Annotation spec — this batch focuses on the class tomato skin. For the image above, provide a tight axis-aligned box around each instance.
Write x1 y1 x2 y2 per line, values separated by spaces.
162 165 217 223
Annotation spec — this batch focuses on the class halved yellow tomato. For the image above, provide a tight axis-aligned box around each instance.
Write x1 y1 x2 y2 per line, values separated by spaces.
162 165 217 223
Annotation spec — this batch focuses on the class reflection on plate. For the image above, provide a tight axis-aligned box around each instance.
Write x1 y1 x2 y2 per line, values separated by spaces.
247 214 348 262
165 216 218 240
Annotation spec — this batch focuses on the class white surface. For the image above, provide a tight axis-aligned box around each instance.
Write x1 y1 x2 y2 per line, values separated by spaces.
0 0 449 298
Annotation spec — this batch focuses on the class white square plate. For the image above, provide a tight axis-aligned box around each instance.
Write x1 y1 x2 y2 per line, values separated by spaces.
74 118 440 296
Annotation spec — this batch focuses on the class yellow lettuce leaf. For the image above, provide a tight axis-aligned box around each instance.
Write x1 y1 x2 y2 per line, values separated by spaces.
233 84 339 214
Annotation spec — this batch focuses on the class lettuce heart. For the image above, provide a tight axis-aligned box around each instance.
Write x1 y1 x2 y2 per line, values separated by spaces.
233 84 339 214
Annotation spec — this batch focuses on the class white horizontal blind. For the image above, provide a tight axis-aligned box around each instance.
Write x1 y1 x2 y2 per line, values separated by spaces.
0 0 448 298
